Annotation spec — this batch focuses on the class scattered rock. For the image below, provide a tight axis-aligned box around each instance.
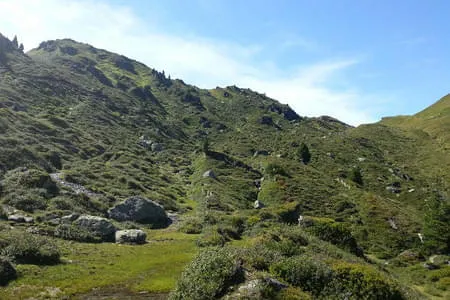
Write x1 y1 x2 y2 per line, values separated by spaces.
8 214 33 223
357 157 366 162
418 233 424 243
423 262 439 270
386 186 401 194
388 218 398 230
429 255 450 266
115 229 147 244
73 215 116 242
253 150 269 157
61 213 80 224
397 250 422 264
202 170 216 179
235 277 287 299
253 178 262 190
254 200 264 209
108 196 170 227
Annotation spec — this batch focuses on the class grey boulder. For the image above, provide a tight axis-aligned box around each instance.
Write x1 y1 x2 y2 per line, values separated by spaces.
108 196 170 228
115 229 147 244
73 215 116 242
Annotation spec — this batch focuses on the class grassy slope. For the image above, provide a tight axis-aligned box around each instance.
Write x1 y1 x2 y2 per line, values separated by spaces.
0 34 449 298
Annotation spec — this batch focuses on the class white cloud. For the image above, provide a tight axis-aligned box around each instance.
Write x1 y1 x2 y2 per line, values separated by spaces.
0 0 380 125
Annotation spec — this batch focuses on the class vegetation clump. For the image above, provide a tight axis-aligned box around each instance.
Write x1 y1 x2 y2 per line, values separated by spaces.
170 247 244 300
0 231 60 265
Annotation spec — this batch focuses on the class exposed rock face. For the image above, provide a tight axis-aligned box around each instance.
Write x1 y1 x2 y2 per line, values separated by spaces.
73 215 116 242
0 259 17 286
108 196 170 227
115 229 147 244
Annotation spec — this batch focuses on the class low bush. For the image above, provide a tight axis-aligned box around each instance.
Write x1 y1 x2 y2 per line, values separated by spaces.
0 231 60 265
301 217 362 256
242 243 282 270
54 224 103 243
327 262 404 300
196 226 228 247
0 258 17 286
179 216 203 234
170 247 244 300
270 255 333 295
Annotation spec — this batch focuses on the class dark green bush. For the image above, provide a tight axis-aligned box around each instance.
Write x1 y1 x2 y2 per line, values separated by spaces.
54 224 102 243
170 247 244 300
0 258 17 286
270 255 333 295
242 243 282 270
0 232 60 265
327 262 404 300
196 226 228 247
302 217 362 256
265 162 289 177
3 189 48 212
350 167 363 185
298 143 311 164
179 216 203 234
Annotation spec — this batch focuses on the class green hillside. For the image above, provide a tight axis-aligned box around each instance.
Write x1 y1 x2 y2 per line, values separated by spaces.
0 33 448 299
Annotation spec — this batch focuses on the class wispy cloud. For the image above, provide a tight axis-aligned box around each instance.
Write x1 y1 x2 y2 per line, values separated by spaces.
0 0 382 125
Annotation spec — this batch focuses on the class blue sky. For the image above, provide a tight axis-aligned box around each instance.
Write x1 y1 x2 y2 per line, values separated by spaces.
1 0 449 125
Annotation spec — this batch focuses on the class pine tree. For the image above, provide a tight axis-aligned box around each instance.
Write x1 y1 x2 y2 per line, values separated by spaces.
12 35 18 48
350 167 363 185
298 142 311 164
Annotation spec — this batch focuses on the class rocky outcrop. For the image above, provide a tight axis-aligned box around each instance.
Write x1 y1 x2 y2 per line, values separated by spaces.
73 215 116 242
115 229 147 244
108 196 170 227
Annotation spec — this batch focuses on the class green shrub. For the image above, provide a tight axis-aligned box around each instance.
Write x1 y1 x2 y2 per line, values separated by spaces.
179 216 203 234
270 255 333 295
327 262 404 300
54 224 102 243
242 244 283 270
3 189 48 212
265 162 289 177
0 232 60 265
350 167 363 185
1 167 58 196
301 217 362 256
0 258 17 286
170 247 244 300
196 226 228 247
